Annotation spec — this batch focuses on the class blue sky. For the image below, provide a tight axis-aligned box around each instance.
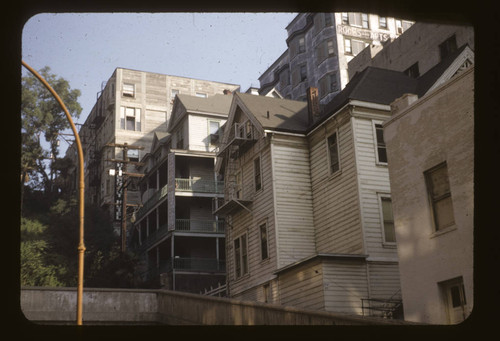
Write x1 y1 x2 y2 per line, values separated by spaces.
22 12 298 151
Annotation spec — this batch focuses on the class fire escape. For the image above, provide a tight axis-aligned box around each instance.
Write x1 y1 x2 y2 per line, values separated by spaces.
86 81 115 205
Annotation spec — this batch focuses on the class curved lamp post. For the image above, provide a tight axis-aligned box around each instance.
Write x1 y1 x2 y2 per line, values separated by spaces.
22 61 86 325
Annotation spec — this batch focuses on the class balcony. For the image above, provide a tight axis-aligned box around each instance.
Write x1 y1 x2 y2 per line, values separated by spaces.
136 220 224 253
216 121 257 158
175 219 225 233
165 258 226 273
135 184 168 222
175 178 224 194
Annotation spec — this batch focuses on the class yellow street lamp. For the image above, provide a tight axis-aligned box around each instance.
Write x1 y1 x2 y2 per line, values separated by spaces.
22 61 86 325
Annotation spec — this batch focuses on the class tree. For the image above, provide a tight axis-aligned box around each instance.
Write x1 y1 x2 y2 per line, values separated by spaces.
21 66 82 199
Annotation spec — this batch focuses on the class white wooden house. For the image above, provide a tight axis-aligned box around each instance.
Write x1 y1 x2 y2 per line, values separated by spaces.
215 61 456 316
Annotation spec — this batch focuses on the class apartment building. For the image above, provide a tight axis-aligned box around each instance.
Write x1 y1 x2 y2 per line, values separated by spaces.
129 93 233 292
258 13 413 105
71 68 239 233
347 21 474 324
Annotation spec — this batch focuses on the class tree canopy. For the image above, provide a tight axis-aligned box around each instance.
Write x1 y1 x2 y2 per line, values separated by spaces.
21 66 82 195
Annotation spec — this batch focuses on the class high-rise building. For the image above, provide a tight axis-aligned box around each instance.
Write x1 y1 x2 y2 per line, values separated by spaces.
258 13 413 104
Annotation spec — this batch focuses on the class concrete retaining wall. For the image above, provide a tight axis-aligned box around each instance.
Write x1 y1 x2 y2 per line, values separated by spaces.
21 287 416 325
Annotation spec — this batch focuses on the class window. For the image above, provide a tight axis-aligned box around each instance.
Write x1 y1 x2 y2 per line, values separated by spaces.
235 171 242 199
344 13 369 27
314 13 333 34
120 107 141 131
319 73 338 98
425 163 455 231
361 13 369 28
234 234 248 278
316 39 336 65
404 62 420 78
327 132 340 174
344 38 352 54
439 35 458 61
324 13 332 26
176 128 184 149
127 149 139 162
380 196 396 243
209 121 220 145
122 83 135 97
279 69 290 87
374 123 387 163
171 89 179 101
396 20 403 34
341 12 349 25
259 222 268 260
254 157 262 191
379 16 387 28
298 36 306 53
195 92 207 98
345 38 367 55
263 284 270 303
300 64 307 82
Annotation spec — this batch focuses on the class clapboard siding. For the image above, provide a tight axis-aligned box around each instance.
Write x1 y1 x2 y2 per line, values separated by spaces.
367 262 402 299
226 133 278 298
351 115 397 259
322 260 369 314
279 260 325 311
271 135 316 269
308 113 363 254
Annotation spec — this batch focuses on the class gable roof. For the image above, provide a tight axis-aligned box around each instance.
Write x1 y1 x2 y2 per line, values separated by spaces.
234 92 309 133
177 94 233 115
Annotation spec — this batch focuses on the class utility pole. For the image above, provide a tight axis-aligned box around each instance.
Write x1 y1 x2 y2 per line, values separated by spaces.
106 142 144 253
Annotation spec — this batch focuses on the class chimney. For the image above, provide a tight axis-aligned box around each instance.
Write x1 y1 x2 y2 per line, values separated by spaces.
223 89 232 95
306 87 320 125
390 93 418 115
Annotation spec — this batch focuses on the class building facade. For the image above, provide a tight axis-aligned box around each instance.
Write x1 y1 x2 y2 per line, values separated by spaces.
71 68 239 233
258 13 413 105
129 93 233 293
383 66 474 324
214 74 421 316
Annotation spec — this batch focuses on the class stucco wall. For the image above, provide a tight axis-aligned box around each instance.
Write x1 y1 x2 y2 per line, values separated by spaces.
383 66 474 324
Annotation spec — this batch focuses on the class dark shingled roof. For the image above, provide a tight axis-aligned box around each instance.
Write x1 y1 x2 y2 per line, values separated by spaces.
176 94 233 115
235 92 309 133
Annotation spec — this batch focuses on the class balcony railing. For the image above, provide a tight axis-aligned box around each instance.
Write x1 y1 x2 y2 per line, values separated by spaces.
135 184 169 221
175 219 225 233
167 258 226 273
175 178 224 194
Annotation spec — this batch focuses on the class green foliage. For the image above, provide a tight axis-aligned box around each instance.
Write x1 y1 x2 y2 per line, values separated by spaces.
21 66 82 193
20 217 65 286
21 190 139 288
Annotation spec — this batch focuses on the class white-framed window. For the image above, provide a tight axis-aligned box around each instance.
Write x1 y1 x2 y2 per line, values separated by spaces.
395 19 412 34
327 130 340 174
234 233 248 279
259 222 268 260
425 162 455 231
343 13 369 28
373 122 388 164
209 120 220 145
378 194 396 244
379 16 387 28
345 38 369 56
122 83 135 97
254 156 262 192
120 107 141 131
195 92 207 98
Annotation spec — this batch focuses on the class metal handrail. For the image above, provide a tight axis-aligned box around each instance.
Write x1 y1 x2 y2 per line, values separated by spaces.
175 178 224 194
175 219 225 233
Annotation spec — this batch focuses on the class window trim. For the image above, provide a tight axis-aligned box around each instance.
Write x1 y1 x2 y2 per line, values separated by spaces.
254 156 263 193
424 162 456 232
378 194 396 246
379 16 387 29
208 120 221 146
326 130 341 176
122 83 135 97
373 121 388 165
233 233 249 279
259 221 269 261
